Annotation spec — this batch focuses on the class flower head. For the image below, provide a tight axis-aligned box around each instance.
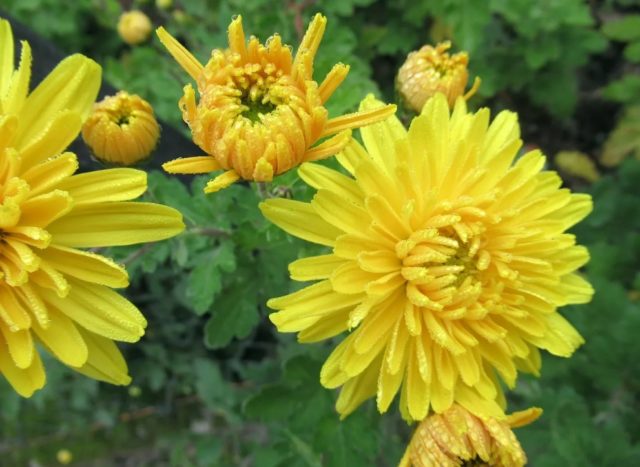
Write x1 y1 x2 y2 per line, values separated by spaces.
157 14 396 193
117 10 153 45
399 405 541 467
82 91 160 166
397 42 479 112
261 93 593 421
0 19 184 397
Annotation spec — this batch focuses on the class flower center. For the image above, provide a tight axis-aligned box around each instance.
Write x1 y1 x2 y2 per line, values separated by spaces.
461 457 490 466
395 203 492 314
240 90 277 122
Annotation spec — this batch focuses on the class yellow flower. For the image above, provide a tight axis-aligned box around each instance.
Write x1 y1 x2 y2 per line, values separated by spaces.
157 14 396 193
399 405 541 467
397 41 479 112
118 10 152 45
0 19 184 397
82 91 160 166
56 449 73 465
261 93 593 421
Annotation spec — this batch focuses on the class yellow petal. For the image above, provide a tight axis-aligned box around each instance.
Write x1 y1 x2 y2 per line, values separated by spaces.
506 407 543 429
48 202 184 247
204 170 240 193
156 27 203 81
260 198 342 247
74 328 131 385
20 190 73 228
18 110 82 169
162 156 221 174
292 13 326 78
0 328 33 368
298 162 362 204
0 336 45 398
289 254 346 281
32 307 88 367
17 54 101 146
335 356 380 419
40 245 129 288
57 168 147 205
20 153 78 197
0 19 14 95
357 94 406 173
3 40 32 115
39 280 146 343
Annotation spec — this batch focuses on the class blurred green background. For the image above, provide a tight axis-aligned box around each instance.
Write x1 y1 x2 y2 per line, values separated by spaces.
1 0 639 465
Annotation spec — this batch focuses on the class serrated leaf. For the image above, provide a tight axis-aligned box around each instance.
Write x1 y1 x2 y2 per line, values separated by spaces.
243 384 297 421
204 280 259 349
187 254 222 315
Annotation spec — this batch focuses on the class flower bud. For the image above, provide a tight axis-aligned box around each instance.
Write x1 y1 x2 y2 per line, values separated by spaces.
56 449 73 465
397 41 479 112
82 91 160 166
117 10 152 45
399 405 541 467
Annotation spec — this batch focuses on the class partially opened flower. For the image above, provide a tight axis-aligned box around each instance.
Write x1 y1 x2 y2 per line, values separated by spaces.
397 41 479 112
399 405 541 467
0 19 184 396
157 14 396 193
82 91 160 166
261 93 593 421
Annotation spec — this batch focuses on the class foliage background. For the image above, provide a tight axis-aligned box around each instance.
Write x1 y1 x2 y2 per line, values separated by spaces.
1 0 639 465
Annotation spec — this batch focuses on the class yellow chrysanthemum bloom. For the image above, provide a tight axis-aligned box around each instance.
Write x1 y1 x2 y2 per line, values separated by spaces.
0 19 184 396
399 405 541 467
82 91 160 166
157 14 396 193
117 10 153 45
261 93 593 421
397 41 479 112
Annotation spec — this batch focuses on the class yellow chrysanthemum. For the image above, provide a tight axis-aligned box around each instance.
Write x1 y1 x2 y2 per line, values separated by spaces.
0 19 184 397
397 42 479 112
117 10 153 45
399 405 541 467
82 91 160 166
261 93 593 421
157 14 396 193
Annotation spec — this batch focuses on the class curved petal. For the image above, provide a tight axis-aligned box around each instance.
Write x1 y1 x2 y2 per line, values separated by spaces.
16 54 101 146
57 168 147 205
48 202 184 247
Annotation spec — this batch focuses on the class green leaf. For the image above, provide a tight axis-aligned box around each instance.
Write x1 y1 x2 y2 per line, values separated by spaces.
601 106 640 167
204 279 259 349
602 15 640 42
624 41 640 63
193 358 234 409
602 75 640 103
284 430 323 467
243 384 297 421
